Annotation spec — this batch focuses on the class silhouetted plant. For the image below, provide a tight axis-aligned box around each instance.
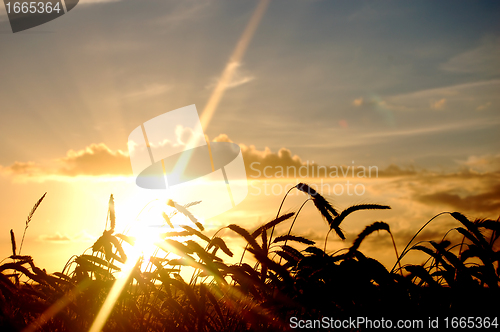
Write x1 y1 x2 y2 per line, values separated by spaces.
1 185 499 331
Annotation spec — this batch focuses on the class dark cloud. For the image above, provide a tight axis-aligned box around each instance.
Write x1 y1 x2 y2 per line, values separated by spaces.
213 134 303 178
1 136 498 186
416 184 500 214
214 134 416 179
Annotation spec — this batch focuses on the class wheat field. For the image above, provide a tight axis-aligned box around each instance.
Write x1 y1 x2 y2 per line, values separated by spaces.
1 184 499 331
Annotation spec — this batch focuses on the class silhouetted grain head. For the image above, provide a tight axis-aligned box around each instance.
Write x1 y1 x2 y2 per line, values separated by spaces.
275 251 298 267
404 265 439 287
281 244 304 261
229 224 261 252
180 225 210 243
429 240 467 276
168 199 204 231
78 254 121 272
108 194 115 232
19 192 47 255
162 212 174 228
208 237 233 257
251 212 295 238
160 231 192 238
26 192 46 227
272 234 315 246
109 235 127 263
348 221 390 257
451 212 490 249
246 246 291 282
334 204 391 230
313 199 345 240
10 229 16 256
115 233 136 246
165 239 195 255
261 227 268 254
297 182 339 216
304 246 326 257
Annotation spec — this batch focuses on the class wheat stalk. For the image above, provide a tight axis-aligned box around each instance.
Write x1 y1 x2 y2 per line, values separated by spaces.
19 192 46 255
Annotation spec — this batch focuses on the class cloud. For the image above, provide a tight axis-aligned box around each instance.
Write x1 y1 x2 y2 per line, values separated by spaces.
206 62 255 90
430 98 446 110
150 1 210 27
476 102 492 111
214 134 303 178
213 134 421 179
379 164 500 215
416 184 500 213
3 136 499 190
38 230 95 243
352 98 364 106
123 83 171 100
60 143 131 176
440 37 500 75
378 164 417 177
212 134 233 143
241 144 303 178
0 143 131 180
458 154 500 173
360 117 500 140
214 133 302 173
377 79 500 113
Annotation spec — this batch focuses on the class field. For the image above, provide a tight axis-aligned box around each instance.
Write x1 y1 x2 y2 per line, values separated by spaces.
1 183 499 331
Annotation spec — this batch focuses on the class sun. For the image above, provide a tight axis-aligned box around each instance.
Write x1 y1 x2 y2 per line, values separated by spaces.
114 194 205 265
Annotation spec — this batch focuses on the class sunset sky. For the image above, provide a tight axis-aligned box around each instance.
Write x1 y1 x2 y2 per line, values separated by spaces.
0 0 499 272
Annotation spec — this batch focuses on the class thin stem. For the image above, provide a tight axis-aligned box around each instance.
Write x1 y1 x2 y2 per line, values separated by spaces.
388 232 402 276
324 228 333 253
390 212 450 273
18 225 29 256
268 185 298 249
277 198 312 265
240 185 298 266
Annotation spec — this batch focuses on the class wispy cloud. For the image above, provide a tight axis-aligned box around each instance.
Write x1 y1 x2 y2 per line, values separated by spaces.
206 62 255 90
378 80 500 113
360 117 500 140
430 98 446 110
440 36 500 75
150 1 211 27
39 230 96 243
476 102 492 111
123 83 171 100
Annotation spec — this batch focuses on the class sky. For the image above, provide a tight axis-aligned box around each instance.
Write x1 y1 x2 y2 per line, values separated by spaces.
0 0 499 272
